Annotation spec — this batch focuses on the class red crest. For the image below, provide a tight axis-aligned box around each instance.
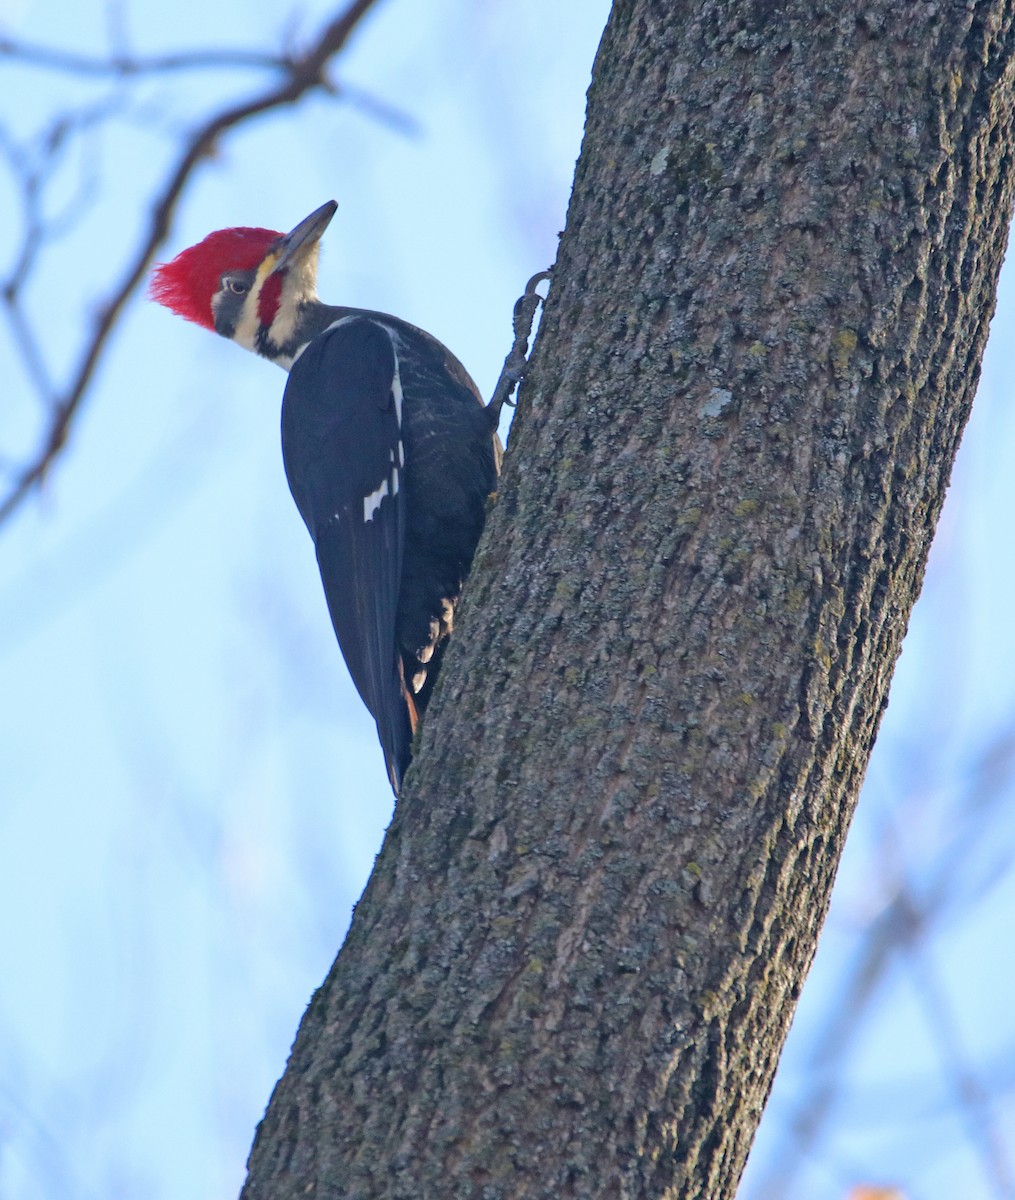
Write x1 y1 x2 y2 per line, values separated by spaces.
149 226 282 329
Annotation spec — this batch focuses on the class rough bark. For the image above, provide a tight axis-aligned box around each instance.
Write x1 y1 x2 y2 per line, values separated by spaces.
242 3 1015 1198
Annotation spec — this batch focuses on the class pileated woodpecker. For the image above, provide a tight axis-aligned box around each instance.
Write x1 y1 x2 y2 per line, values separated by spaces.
151 200 501 794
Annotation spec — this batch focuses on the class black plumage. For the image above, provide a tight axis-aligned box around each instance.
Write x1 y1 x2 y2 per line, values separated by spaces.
281 314 498 792
151 202 508 795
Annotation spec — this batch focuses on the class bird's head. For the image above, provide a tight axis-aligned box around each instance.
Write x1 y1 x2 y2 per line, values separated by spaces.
149 200 337 367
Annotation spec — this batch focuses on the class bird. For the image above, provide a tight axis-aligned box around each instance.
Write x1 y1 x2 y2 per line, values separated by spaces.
150 200 501 794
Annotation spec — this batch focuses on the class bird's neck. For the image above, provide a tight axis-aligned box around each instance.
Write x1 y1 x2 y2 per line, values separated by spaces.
255 299 346 372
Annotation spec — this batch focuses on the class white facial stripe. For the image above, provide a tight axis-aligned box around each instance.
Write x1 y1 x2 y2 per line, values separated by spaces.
268 249 319 350
266 276 299 348
232 264 270 353
231 292 262 352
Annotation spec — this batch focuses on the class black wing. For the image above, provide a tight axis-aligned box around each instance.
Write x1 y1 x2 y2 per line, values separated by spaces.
280 318 412 792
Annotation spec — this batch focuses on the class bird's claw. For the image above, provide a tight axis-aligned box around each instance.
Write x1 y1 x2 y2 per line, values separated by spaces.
488 268 552 422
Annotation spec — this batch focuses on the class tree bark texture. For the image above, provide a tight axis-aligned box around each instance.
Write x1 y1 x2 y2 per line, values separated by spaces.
242 3 1015 1198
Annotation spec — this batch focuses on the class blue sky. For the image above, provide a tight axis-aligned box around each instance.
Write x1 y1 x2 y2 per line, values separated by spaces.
2 3 1014 1198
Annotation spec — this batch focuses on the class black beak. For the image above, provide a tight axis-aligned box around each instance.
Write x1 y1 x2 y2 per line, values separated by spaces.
271 200 338 274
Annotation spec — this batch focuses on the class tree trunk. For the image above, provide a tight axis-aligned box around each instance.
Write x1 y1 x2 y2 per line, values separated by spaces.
241 3 1015 1197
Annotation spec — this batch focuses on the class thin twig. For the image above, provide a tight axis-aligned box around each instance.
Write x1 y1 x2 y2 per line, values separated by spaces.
904 935 1014 1198
0 38 290 76
0 0 385 528
753 720 1015 1199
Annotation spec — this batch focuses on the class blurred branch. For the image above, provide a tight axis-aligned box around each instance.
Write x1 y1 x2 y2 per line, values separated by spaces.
752 720 1015 1199
904 938 1013 1197
0 0 385 529
0 38 290 75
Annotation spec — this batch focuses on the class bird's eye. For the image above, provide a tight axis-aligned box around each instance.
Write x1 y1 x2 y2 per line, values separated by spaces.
226 279 248 296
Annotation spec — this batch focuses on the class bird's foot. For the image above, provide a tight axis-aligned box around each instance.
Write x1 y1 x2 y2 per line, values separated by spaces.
487 268 552 424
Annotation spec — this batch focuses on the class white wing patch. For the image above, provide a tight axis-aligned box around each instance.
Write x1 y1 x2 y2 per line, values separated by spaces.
364 478 389 523
364 453 401 523
362 329 404 522
392 364 404 427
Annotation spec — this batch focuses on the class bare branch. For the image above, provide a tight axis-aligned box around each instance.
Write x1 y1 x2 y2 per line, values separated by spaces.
0 37 290 76
904 938 1013 1198
752 717 1015 1198
0 0 385 529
